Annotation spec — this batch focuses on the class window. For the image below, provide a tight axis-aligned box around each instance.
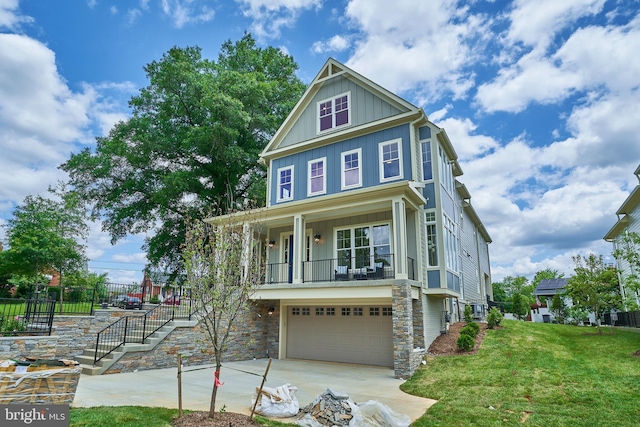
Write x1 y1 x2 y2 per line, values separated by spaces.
277 166 293 202
342 307 351 316
379 139 402 182
439 147 454 194
316 307 324 315
302 307 310 316
341 148 362 190
318 92 350 133
426 212 438 267
292 307 300 315
421 141 432 180
382 307 392 316
444 214 459 272
370 307 380 316
336 224 391 270
353 307 363 316
308 157 326 196
326 307 335 316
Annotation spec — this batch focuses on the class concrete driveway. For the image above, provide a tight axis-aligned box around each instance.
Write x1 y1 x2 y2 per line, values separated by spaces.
73 358 436 422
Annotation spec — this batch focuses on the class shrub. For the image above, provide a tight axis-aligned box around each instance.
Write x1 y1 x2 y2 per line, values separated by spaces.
467 321 480 335
150 295 160 304
463 305 474 323
457 333 474 352
487 307 503 329
460 324 478 338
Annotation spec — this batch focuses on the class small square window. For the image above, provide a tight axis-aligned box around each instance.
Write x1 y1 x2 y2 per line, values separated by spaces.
382 307 393 316
316 307 324 315
353 307 363 316
302 307 310 316
370 307 380 316
326 307 335 316
342 307 351 316
292 307 300 315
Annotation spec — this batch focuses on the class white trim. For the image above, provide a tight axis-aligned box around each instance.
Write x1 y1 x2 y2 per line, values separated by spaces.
378 138 403 182
333 222 393 270
307 157 327 197
316 91 351 134
341 147 362 190
276 165 294 202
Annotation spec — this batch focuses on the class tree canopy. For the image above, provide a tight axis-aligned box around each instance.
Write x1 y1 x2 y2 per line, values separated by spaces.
61 34 306 278
0 185 88 290
612 231 640 309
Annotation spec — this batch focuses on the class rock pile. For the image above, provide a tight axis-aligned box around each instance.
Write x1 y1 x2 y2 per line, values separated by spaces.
296 388 354 426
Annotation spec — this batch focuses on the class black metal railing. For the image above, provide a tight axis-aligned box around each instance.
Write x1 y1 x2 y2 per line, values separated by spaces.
265 262 290 284
302 254 395 283
0 295 55 336
93 303 175 365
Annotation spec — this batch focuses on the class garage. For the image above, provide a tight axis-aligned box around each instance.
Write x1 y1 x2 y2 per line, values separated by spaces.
286 305 393 367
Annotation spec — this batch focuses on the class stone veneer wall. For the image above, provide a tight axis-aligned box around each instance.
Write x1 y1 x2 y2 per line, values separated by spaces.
1 301 281 373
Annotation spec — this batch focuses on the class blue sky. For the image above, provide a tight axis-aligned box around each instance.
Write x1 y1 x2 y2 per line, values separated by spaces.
1 0 639 284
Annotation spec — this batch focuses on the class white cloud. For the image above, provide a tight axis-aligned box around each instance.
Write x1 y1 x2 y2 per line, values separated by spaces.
161 0 215 29
311 35 349 54
235 0 322 39
0 0 32 30
343 0 488 102
507 0 606 49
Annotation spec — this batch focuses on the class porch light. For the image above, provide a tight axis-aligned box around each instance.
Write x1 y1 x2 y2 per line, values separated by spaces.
314 234 321 243
268 307 275 316
268 239 275 248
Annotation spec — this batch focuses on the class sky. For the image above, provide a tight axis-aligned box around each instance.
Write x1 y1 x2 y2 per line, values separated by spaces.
1 0 639 285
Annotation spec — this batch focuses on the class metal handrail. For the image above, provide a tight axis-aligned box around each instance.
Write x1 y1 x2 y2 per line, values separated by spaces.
93 303 174 365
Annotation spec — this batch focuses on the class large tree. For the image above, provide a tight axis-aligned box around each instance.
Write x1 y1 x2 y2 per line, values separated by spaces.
61 34 306 278
565 254 621 334
612 231 640 308
0 186 88 293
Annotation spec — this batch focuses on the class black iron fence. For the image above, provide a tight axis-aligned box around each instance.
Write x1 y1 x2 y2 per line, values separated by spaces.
0 294 55 336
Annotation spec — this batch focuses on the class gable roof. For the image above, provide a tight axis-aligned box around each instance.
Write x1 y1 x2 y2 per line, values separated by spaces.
534 278 569 296
260 58 425 161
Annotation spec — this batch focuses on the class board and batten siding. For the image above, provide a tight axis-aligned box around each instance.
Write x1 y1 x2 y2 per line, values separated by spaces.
270 125 411 206
280 75 405 149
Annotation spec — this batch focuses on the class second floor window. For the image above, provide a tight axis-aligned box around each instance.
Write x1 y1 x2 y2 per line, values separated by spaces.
318 92 350 133
421 141 432 180
379 139 402 182
277 166 293 202
308 157 326 196
341 148 362 190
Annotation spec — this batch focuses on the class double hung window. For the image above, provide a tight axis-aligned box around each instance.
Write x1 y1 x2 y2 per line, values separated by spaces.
341 148 362 190
308 157 326 196
379 139 402 182
277 166 293 202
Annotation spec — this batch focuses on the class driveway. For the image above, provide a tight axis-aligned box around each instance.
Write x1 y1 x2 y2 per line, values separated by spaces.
73 358 436 422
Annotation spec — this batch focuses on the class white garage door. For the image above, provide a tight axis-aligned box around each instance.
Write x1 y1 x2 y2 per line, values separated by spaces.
286 305 393 367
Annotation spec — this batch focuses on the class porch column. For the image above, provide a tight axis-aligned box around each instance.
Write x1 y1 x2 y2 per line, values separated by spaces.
392 198 408 279
292 214 305 284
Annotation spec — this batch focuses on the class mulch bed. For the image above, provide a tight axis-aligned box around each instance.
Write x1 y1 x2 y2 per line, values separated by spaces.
427 321 489 356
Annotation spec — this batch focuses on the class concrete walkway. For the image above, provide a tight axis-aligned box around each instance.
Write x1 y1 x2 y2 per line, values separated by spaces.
73 359 436 422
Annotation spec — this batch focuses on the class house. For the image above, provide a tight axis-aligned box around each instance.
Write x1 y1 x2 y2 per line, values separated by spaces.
532 278 569 322
208 58 493 378
604 164 640 308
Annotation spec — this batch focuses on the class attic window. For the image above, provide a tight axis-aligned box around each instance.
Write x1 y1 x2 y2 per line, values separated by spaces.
317 92 351 133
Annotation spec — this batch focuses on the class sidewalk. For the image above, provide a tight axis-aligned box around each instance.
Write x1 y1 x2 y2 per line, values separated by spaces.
73 358 436 421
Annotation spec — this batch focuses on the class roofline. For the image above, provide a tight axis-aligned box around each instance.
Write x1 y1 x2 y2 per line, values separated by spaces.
462 201 492 243
604 215 630 241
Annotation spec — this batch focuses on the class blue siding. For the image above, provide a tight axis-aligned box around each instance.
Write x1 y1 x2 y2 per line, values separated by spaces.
418 126 431 140
270 125 412 205
427 270 440 288
422 183 436 209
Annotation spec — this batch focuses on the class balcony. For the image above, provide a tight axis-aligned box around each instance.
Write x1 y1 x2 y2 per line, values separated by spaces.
264 254 415 284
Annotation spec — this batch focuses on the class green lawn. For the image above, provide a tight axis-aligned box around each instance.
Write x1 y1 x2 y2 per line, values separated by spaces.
68 321 640 426
402 320 640 426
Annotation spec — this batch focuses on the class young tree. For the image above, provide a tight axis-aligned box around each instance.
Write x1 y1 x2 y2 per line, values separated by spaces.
183 209 264 419
612 231 640 307
565 254 621 334
61 34 306 279
550 293 567 323
511 292 530 320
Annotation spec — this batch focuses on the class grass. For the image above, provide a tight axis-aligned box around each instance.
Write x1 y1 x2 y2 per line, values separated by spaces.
67 321 638 426
69 407 294 427
401 320 640 426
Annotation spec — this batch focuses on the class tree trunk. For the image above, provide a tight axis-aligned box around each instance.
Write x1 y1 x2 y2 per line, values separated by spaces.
209 364 222 418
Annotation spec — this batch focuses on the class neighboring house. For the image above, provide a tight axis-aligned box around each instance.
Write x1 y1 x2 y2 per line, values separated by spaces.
532 278 569 323
604 164 640 307
208 59 492 378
